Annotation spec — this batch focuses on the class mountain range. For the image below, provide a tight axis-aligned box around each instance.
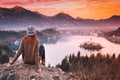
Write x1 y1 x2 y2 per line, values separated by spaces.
0 6 120 28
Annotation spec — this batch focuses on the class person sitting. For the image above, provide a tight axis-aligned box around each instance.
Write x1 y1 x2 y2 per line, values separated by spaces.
7 26 41 73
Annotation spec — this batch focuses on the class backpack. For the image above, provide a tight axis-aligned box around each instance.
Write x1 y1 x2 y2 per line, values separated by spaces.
39 45 45 60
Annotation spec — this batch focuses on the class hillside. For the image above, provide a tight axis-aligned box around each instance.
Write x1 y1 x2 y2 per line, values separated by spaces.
0 6 120 28
103 27 120 44
0 28 61 50
57 52 120 80
105 27 120 36
0 6 46 26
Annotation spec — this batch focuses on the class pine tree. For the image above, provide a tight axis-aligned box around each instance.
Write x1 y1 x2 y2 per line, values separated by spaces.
77 51 80 61
60 57 70 72
69 54 72 64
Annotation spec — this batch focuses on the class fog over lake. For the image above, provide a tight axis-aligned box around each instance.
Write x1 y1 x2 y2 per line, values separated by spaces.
44 35 120 66
13 27 119 67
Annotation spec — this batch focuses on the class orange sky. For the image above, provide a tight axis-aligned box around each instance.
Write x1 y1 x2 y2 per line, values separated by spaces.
0 0 120 20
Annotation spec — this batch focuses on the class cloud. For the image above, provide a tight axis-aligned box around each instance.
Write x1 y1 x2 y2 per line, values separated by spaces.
0 0 120 7
86 0 112 3
0 0 32 5
0 0 62 5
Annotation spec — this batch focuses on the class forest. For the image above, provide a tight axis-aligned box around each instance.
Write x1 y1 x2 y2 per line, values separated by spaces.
56 51 120 80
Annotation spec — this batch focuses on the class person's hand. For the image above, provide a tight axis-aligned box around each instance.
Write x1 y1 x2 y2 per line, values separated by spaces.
7 62 12 67
37 68 41 73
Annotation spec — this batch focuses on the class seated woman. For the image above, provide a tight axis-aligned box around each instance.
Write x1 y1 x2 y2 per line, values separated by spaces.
7 26 41 73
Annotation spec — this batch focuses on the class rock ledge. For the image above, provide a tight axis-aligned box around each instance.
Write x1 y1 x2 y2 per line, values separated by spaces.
0 63 72 80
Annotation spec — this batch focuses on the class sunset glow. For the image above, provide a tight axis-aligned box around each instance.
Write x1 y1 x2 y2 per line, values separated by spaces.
0 0 120 20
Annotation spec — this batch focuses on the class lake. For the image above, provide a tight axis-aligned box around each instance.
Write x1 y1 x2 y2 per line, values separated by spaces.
44 35 120 67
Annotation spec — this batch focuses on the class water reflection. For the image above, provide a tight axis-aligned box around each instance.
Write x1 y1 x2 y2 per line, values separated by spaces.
44 36 120 66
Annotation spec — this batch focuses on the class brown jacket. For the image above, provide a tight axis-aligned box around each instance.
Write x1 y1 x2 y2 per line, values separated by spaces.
10 34 40 69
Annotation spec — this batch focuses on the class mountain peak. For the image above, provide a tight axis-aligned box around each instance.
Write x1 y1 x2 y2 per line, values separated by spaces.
13 6 25 9
76 17 83 19
108 15 120 20
56 12 68 16
11 6 27 12
54 12 74 20
111 15 120 17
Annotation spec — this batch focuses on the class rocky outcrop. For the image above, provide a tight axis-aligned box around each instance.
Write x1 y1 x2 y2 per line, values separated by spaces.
0 44 15 64
0 63 75 80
